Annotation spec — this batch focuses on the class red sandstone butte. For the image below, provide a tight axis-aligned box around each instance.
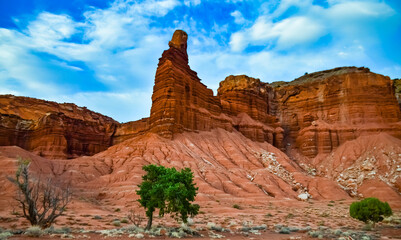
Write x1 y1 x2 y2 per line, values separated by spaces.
272 67 401 158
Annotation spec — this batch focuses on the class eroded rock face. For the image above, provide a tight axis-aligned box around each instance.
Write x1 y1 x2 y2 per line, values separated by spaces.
149 30 233 139
218 75 283 147
272 67 401 158
0 95 118 159
394 78 401 110
149 30 283 148
113 118 150 145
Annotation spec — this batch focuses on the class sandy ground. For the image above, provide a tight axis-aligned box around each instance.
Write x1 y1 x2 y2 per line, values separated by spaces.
1 199 401 239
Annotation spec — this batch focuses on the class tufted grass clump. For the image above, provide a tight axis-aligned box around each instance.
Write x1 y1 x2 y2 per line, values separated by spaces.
0 231 13 240
112 220 121 227
25 226 43 237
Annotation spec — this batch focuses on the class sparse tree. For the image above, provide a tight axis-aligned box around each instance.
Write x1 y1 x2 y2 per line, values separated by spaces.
136 164 200 230
7 158 71 228
350 197 392 228
127 208 145 227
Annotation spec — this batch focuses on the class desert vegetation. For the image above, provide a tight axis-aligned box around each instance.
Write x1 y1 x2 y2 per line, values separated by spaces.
6 158 71 229
350 197 393 228
137 164 200 230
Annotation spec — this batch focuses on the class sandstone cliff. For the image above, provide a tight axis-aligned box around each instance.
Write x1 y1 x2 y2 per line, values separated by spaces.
394 78 401 110
149 30 284 148
0 95 118 159
272 67 401 158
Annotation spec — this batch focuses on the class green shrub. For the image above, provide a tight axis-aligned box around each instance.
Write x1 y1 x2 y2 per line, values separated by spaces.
350 198 392 227
232 204 241 209
112 220 121 227
137 165 199 230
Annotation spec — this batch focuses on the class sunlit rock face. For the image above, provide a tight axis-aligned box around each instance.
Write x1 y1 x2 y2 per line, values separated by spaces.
149 30 284 149
394 78 401 110
218 75 284 148
272 67 401 157
0 95 118 159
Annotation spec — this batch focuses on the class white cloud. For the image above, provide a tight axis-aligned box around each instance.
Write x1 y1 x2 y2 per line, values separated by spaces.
27 12 77 42
272 16 325 48
271 0 313 17
184 0 201 7
231 10 247 24
229 0 396 52
230 15 325 51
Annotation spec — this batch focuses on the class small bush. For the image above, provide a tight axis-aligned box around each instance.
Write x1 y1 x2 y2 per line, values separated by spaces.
25 226 43 237
350 198 392 227
233 204 241 209
127 209 144 227
121 218 129 224
0 232 13 240
112 220 121 227
285 213 295 219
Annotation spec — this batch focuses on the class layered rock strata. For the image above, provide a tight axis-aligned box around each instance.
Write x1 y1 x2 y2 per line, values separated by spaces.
394 78 401 110
149 30 231 138
0 95 118 159
149 30 284 148
113 118 150 145
272 67 401 158
218 75 283 146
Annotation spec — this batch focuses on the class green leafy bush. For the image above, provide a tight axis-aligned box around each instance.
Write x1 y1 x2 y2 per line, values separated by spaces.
136 165 200 230
350 198 392 227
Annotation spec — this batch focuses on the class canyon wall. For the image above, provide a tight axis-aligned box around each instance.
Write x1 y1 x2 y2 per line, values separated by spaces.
0 95 118 159
394 78 401 110
272 67 401 158
217 75 283 147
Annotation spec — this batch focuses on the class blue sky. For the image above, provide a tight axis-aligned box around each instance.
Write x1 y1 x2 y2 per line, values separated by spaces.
0 0 400 122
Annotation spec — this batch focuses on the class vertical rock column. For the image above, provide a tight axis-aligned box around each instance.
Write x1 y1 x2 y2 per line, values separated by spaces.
149 30 225 138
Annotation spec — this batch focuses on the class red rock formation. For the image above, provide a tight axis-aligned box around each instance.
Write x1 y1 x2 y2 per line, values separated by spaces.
272 67 401 158
149 30 283 148
0 95 118 159
394 78 401 110
149 30 232 139
218 75 283 147
113 118 149 145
